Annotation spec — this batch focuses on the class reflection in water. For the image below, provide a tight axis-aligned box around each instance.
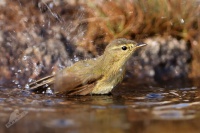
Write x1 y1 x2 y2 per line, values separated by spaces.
152 110 195 120
0 79 200 133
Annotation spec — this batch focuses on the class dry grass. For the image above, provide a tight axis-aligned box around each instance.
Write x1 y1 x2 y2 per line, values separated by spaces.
80 0 199 46
77 0 200 77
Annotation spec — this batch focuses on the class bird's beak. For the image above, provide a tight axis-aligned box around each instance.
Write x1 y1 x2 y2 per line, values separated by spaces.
136 43 147 48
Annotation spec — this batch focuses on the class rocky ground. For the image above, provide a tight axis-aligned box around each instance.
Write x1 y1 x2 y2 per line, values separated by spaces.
128 36 191 82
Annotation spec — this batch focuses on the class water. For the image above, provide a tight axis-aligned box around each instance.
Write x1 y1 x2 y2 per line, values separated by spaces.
1 79 200 133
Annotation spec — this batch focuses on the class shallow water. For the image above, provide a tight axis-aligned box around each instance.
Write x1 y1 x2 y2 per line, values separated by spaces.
1 79 200 133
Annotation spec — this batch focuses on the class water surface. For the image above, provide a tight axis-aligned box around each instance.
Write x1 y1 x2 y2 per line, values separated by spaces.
1 78 200 133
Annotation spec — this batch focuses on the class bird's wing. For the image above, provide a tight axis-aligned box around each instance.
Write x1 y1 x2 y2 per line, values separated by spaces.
27 58 103 95
64 83 96 95
53 71 83 93
54 70 103 95
28 70 102 95
27 72 82 94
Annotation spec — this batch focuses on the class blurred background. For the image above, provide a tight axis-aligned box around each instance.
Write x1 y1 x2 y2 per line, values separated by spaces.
1 1 200 133
0 0 199 86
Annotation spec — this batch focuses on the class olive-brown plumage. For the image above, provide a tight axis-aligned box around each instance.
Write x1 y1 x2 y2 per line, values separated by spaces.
27 38 146 95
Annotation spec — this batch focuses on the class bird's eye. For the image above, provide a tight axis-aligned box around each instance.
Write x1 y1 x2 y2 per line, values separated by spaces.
121 46 127 50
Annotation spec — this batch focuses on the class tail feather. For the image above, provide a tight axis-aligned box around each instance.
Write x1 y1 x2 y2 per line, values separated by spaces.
28 75 55 93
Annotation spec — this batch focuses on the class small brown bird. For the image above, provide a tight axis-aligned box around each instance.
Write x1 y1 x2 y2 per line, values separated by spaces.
27 38 146 95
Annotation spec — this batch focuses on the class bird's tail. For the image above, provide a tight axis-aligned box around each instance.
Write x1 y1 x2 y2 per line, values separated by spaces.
26 75 55 93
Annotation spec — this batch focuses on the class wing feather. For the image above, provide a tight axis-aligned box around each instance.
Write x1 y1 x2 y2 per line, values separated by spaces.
27 70 102 95
27 75 54 93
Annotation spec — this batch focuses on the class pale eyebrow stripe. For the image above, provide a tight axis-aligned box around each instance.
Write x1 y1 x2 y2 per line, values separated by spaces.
111 44 133 50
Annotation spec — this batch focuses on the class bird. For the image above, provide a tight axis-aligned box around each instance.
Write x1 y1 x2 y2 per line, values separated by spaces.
27 38 147 95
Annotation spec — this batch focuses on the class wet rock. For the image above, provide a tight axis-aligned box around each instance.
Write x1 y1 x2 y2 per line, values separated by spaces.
127 36 191 81
0 0 90 86
0 29 93 86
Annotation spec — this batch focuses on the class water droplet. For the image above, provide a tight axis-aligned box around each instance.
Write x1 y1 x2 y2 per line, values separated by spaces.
74 55 79 62
58 63 65 69
25 84 30 89
149 70 155 76
46 87 54 95
28 78 33 82
11 67 15 71
14 80 19 85
180 19 184 24
22 56 28 60
49 2 54 8
17 84 22 88
44 84 49 87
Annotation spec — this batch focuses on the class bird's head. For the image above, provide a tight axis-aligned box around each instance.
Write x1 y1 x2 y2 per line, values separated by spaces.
103 38 147 63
